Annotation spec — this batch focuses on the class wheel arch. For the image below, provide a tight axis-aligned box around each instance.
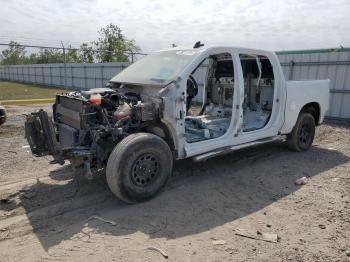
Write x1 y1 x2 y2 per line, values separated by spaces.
281 101 322 135
300 102 321 125
145 121 177 157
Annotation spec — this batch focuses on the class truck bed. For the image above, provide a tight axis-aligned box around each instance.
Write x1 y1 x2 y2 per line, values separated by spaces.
280 79 330 134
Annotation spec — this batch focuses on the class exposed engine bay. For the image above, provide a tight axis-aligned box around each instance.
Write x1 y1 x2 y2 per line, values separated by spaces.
25 86 163 177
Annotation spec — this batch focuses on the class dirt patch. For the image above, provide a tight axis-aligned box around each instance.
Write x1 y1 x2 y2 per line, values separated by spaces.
0 106 349 261
0 125 23 138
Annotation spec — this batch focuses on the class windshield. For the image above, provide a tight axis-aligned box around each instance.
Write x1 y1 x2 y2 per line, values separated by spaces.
110 50 201 85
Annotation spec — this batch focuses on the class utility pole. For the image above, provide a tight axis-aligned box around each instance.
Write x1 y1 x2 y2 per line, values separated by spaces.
61 41 68 90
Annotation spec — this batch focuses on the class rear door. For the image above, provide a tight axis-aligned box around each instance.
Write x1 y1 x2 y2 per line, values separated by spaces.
234 49 286 143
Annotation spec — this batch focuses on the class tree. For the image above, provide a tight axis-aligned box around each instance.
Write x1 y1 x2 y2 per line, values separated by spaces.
35 48 63 64
25 53 39 64
0 41 26 65
93 23 140 62
66 46 80 63
0 24 141 65
79 43 94 63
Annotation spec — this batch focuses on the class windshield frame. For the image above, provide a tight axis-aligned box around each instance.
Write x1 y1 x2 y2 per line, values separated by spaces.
110 49 203 86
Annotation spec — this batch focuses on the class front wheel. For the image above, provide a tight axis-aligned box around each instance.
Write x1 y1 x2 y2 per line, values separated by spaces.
287 113 315 152
106 133 173 203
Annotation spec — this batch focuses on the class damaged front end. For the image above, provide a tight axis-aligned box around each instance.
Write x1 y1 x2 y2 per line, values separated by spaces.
25 109 63 163
24 86 163 177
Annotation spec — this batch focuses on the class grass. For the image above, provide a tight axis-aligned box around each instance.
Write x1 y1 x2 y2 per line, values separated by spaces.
0 81 69 100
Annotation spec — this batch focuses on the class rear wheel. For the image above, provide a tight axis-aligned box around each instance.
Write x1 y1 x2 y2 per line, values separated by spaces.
106 133 173 203
287 113 315 151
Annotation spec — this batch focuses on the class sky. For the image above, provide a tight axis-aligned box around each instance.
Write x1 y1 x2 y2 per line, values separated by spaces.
0 0 350 53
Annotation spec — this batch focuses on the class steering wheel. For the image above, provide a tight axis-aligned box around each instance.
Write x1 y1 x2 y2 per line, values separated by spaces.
186 75 198 112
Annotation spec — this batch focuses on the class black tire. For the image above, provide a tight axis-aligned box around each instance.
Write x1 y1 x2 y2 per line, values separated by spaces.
106 133 173 203
287 113 315 152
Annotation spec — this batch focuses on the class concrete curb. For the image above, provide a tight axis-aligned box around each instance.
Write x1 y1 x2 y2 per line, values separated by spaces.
0 98 55 106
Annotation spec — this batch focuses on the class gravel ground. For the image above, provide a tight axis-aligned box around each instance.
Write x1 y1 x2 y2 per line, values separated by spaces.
0 105 349 262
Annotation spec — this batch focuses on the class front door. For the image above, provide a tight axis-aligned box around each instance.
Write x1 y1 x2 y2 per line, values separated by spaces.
181 48 242 157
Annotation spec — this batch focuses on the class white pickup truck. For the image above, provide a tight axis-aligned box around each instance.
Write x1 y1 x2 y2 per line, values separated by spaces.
25 44 330 203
